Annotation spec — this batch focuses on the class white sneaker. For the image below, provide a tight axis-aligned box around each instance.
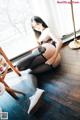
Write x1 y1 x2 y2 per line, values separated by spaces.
27 88 44 114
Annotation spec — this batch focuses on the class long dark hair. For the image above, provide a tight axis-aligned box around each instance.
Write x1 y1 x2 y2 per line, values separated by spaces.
31 16 48 38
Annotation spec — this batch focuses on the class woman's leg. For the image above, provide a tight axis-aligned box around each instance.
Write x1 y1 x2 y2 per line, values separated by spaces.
31 63 52 74
30 55 46 69
16 47 46 71
16 54 35 71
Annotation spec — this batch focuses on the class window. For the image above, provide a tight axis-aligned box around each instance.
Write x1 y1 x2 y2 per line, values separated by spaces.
0 0 80 59
0 0 37 59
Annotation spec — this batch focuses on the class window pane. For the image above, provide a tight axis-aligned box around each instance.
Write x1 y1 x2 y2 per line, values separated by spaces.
0 0 37 59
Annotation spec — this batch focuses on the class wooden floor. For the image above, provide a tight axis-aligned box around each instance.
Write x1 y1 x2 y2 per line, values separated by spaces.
35 44 80 119
0 44 80 120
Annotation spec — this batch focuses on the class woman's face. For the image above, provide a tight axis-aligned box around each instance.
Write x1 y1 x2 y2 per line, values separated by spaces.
32 21 44 32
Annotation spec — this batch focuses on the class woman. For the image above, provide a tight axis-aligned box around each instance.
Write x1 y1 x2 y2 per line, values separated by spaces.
16 16 62 114
31 16 62 70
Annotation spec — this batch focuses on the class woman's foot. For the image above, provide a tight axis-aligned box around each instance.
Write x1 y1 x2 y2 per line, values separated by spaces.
27 88 44 114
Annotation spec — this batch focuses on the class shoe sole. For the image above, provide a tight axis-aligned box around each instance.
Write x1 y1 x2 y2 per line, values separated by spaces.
29 92 44 114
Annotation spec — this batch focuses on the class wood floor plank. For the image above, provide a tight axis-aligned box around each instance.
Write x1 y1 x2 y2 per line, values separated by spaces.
37 44 80 114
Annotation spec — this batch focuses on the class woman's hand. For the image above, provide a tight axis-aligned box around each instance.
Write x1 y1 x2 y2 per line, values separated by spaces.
45 51 58 65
